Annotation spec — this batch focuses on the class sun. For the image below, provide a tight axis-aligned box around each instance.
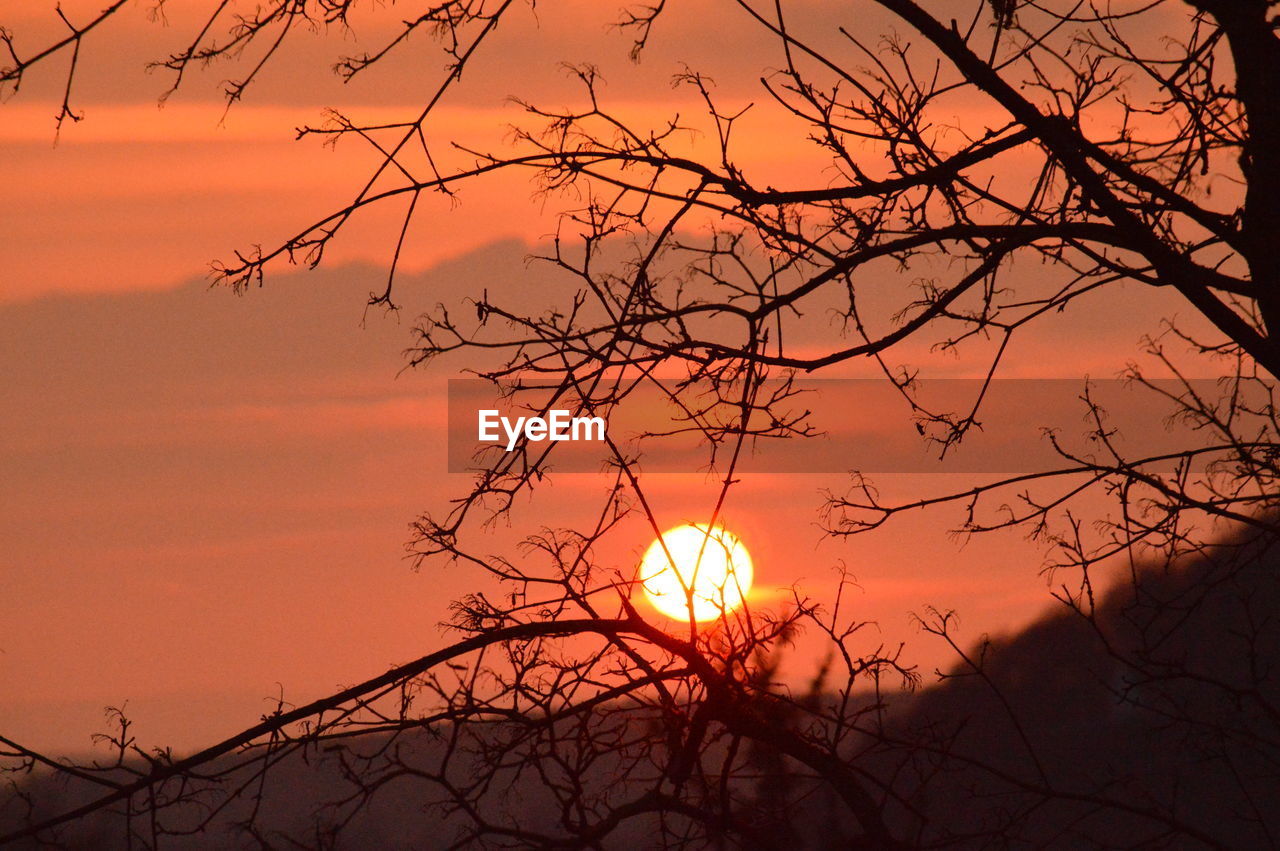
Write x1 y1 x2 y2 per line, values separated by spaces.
639 524 754 621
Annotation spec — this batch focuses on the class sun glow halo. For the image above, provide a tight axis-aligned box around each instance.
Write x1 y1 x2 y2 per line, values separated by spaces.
639 524 754 621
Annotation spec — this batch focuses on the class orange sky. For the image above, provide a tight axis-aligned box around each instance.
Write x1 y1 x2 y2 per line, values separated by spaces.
0 0 1221 753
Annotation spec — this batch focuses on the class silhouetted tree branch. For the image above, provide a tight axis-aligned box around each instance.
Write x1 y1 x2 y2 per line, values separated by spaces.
5 0 1280 847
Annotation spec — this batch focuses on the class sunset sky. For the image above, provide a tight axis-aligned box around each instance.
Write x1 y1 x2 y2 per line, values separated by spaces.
1 0 1211 754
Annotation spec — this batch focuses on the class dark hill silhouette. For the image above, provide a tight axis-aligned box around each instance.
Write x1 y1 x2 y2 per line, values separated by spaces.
869 525 1280 847
4 525 1277 848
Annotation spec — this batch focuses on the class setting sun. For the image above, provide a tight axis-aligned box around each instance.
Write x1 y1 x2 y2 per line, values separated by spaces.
639 524 754 621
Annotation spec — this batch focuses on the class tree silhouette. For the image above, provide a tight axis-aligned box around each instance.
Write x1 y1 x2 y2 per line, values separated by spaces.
4 1 1280 847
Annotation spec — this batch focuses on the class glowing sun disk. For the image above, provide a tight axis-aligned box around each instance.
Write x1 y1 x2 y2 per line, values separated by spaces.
639 524 754 621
